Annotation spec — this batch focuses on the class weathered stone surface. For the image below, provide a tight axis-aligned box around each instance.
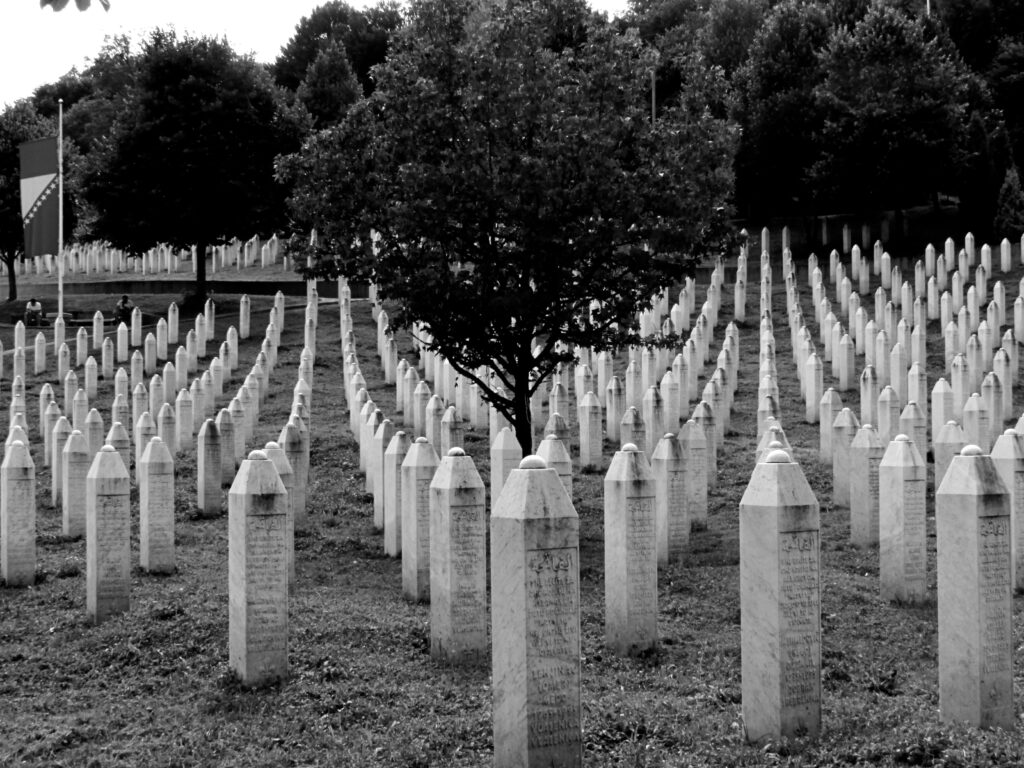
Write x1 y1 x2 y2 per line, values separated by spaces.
491 456 582 768
228 450 288 687
1 441 35 586
86 446 131 625
936 446 1013 729
139 437 175 574
604 444 657 657
401 437 439 603
740 448 821 743
879 435 927 603
430 448 487 664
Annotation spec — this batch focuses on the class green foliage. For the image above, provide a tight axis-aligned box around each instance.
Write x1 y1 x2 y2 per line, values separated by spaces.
993 165 1024 236
79 30 309 298
296 39 362 128
273 1 403 96
810 2 982 214
282 0 736 451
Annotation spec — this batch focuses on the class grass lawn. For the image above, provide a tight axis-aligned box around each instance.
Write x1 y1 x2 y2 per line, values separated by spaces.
0 243 1023 767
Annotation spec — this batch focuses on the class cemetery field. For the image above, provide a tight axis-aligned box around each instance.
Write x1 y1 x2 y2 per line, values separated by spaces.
2 257 1024 767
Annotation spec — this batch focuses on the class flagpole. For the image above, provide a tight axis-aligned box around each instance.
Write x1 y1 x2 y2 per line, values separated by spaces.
57 98 64 320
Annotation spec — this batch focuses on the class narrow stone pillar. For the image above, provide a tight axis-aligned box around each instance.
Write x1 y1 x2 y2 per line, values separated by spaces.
139 436 175 574
653 432 688 566
490 427 523 505
491 455 582 768
175 388 194 452
1 440 35 586
604 443 657 656
216 408 236 481
264 441 295 591
831 408 860 508
51 416 71 508
740 447 821 743
578 391 603 470
849 424 883 547
936 445 1013 729
279 417 306 530
879 435 927 603
536 433 572 498
818 388 842 461
429 447 487 664
86 445 131 625
228 449 288 686
85 408 104 459
401 437 439 603
105 422 131 474
197 419 221 517
62 430 90 538
383 431 412 557
372 418 396 530
605 376 624 444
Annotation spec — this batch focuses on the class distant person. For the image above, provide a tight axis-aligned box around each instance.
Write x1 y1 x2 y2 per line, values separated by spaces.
114 294 134 325
24 297 42 326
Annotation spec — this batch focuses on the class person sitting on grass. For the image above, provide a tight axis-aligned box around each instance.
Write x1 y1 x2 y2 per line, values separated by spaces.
24 297 43 326
114 294 134 325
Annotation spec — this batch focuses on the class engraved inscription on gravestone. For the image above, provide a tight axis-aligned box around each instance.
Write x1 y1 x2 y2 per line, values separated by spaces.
778 531 820 709
526 548 580 751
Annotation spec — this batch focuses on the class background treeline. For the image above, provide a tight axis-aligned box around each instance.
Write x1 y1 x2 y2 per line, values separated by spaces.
2 0 1024 274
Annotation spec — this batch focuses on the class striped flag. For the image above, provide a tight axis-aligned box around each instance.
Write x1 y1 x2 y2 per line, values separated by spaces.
19 136 59 258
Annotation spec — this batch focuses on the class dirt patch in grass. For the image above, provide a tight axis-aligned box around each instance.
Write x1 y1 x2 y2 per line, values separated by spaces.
1 252 1023 766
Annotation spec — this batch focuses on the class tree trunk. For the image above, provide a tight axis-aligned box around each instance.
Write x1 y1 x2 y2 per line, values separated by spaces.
5 255 17 303
512 381 533 456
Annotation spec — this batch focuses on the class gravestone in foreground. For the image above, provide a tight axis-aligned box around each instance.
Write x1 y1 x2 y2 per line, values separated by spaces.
936 445 1013 729
229 449 289 686
1 440 35 586
430 447 487 664
491 456 582 768
86 445 131 625
740 448 821 743
604 443 657 657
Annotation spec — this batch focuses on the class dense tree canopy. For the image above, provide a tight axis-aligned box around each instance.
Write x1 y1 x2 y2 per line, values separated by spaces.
810 4 981 214
79 31 308 303
273 1 403 96
282 0 736 452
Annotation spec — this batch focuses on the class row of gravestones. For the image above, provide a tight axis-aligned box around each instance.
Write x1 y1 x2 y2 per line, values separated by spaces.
751 263 1015 738
0 295 314 625
739 439 1014 741
12 235 285 278
337 275 734 764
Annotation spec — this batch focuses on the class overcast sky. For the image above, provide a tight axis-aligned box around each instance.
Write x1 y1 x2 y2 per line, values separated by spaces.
0 0 631 109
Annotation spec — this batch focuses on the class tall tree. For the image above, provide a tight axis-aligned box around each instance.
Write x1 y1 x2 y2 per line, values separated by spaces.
274 1 403 96
296 39 362 128
80 30 308 306
810 2 982 216
281 0 736 453
732 0 830 217
0 100 55 301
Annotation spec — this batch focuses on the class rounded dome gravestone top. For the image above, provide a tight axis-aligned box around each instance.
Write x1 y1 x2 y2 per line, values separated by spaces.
960 444 983 457
518 455 546 470
765 448 791 463
621 443 639 452
415 436 429 444
894 434 911 442
247 449 269 461
100 444 116 453
447 447 466 457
